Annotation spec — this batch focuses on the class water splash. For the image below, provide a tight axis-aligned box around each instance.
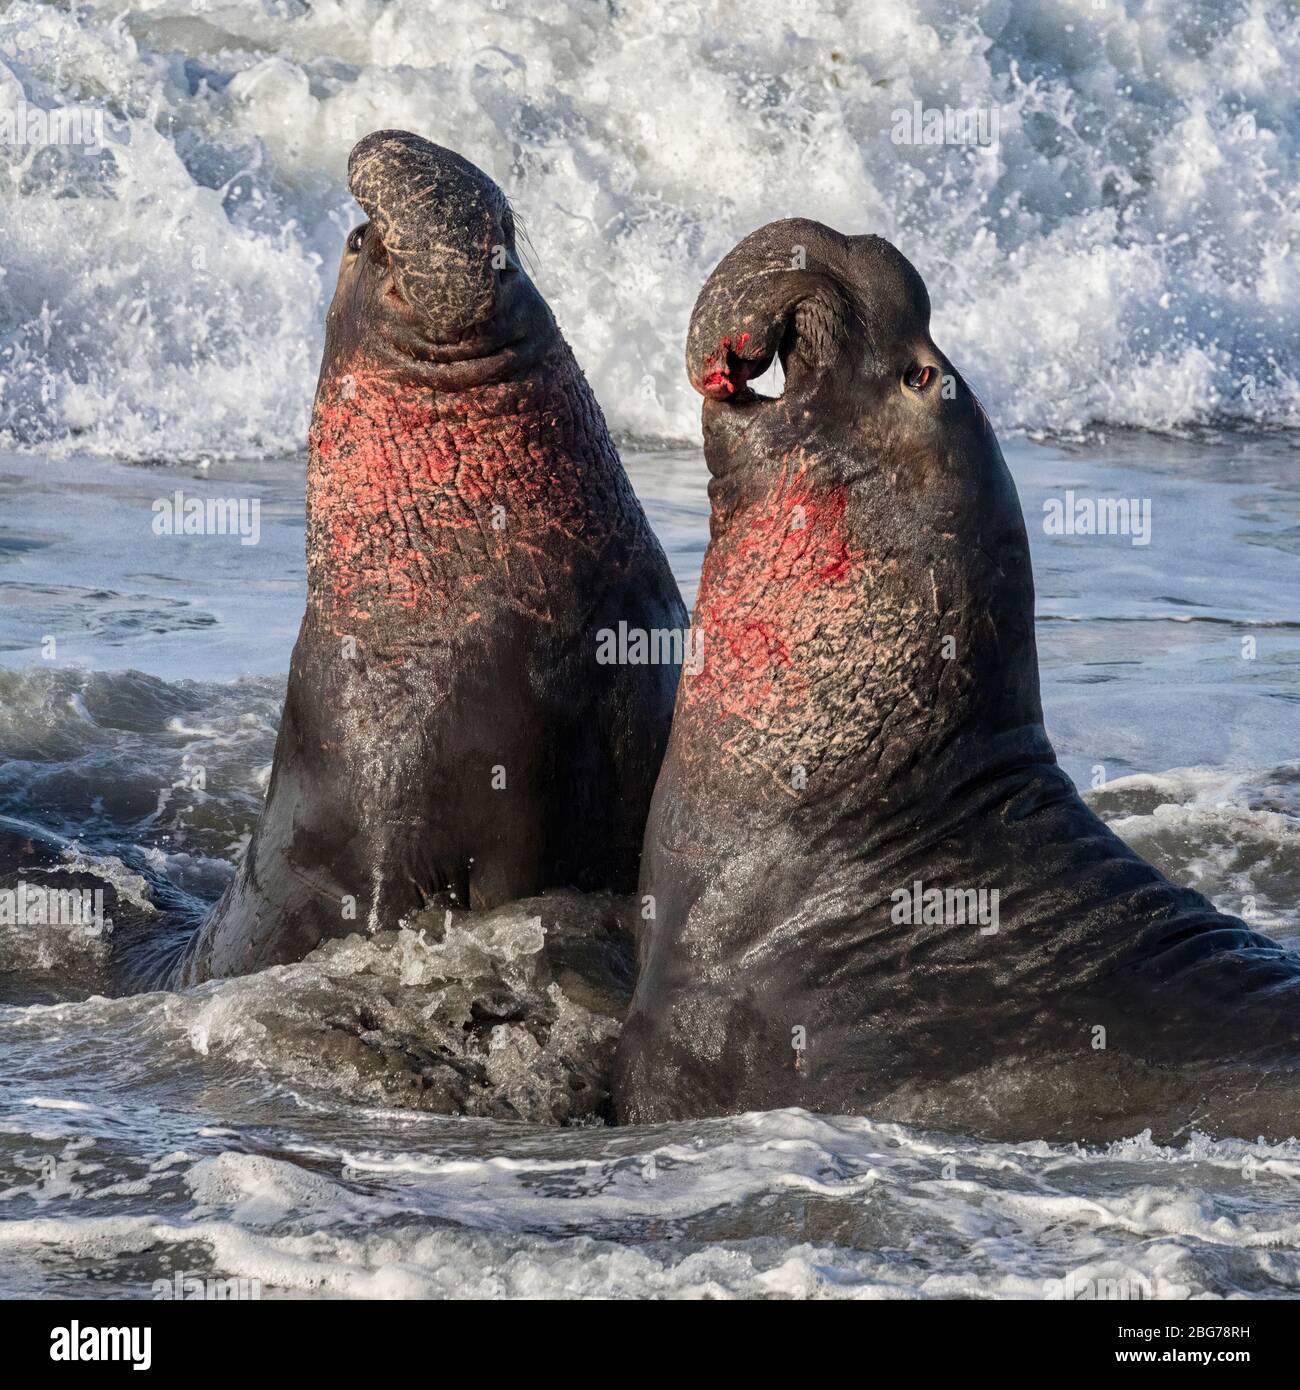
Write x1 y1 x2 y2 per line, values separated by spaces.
0 0 1297 460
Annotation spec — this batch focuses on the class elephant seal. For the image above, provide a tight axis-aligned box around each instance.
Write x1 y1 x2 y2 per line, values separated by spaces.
614 218 1300 1142
164 132 686 987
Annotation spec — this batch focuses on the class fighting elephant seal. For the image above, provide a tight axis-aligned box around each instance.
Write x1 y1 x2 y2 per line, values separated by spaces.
614 218 1300 1142
164 132 686 987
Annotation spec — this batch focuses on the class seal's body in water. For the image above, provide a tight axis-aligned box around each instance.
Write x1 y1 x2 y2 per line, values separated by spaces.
615 219 1300 1142
166 132 685 986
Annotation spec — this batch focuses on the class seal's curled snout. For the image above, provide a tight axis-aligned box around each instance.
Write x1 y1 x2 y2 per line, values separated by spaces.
331 130 546 380
685 219 862 409
684 219 974 484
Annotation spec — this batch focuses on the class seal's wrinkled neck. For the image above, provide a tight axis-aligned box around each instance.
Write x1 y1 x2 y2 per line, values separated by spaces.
676 450 1046 815
305 338 624 631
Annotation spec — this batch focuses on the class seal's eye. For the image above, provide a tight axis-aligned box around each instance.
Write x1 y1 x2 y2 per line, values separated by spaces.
904 363 934 391
347 224 367 255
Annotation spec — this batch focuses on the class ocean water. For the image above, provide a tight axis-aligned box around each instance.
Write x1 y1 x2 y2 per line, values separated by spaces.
0 0 1299 1301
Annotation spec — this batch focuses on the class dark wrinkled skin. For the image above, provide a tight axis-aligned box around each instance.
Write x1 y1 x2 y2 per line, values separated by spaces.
614 218 1300 1143
159 132 685 987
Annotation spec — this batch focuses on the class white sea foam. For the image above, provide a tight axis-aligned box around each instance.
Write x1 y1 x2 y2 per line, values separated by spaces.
1087 765 1300 947
0 0 1296 460
3 1110 1300 1298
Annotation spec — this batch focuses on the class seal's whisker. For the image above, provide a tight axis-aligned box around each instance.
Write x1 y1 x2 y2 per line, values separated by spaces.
512 205 540 277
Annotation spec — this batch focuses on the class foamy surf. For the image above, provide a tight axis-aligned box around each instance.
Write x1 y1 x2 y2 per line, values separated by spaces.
4 1083 1300 1298
1 0 1299 460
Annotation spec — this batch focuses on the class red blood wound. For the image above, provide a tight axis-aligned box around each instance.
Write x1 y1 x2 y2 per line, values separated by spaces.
686 467 860 727
305 343 632 635
700 332 753 398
